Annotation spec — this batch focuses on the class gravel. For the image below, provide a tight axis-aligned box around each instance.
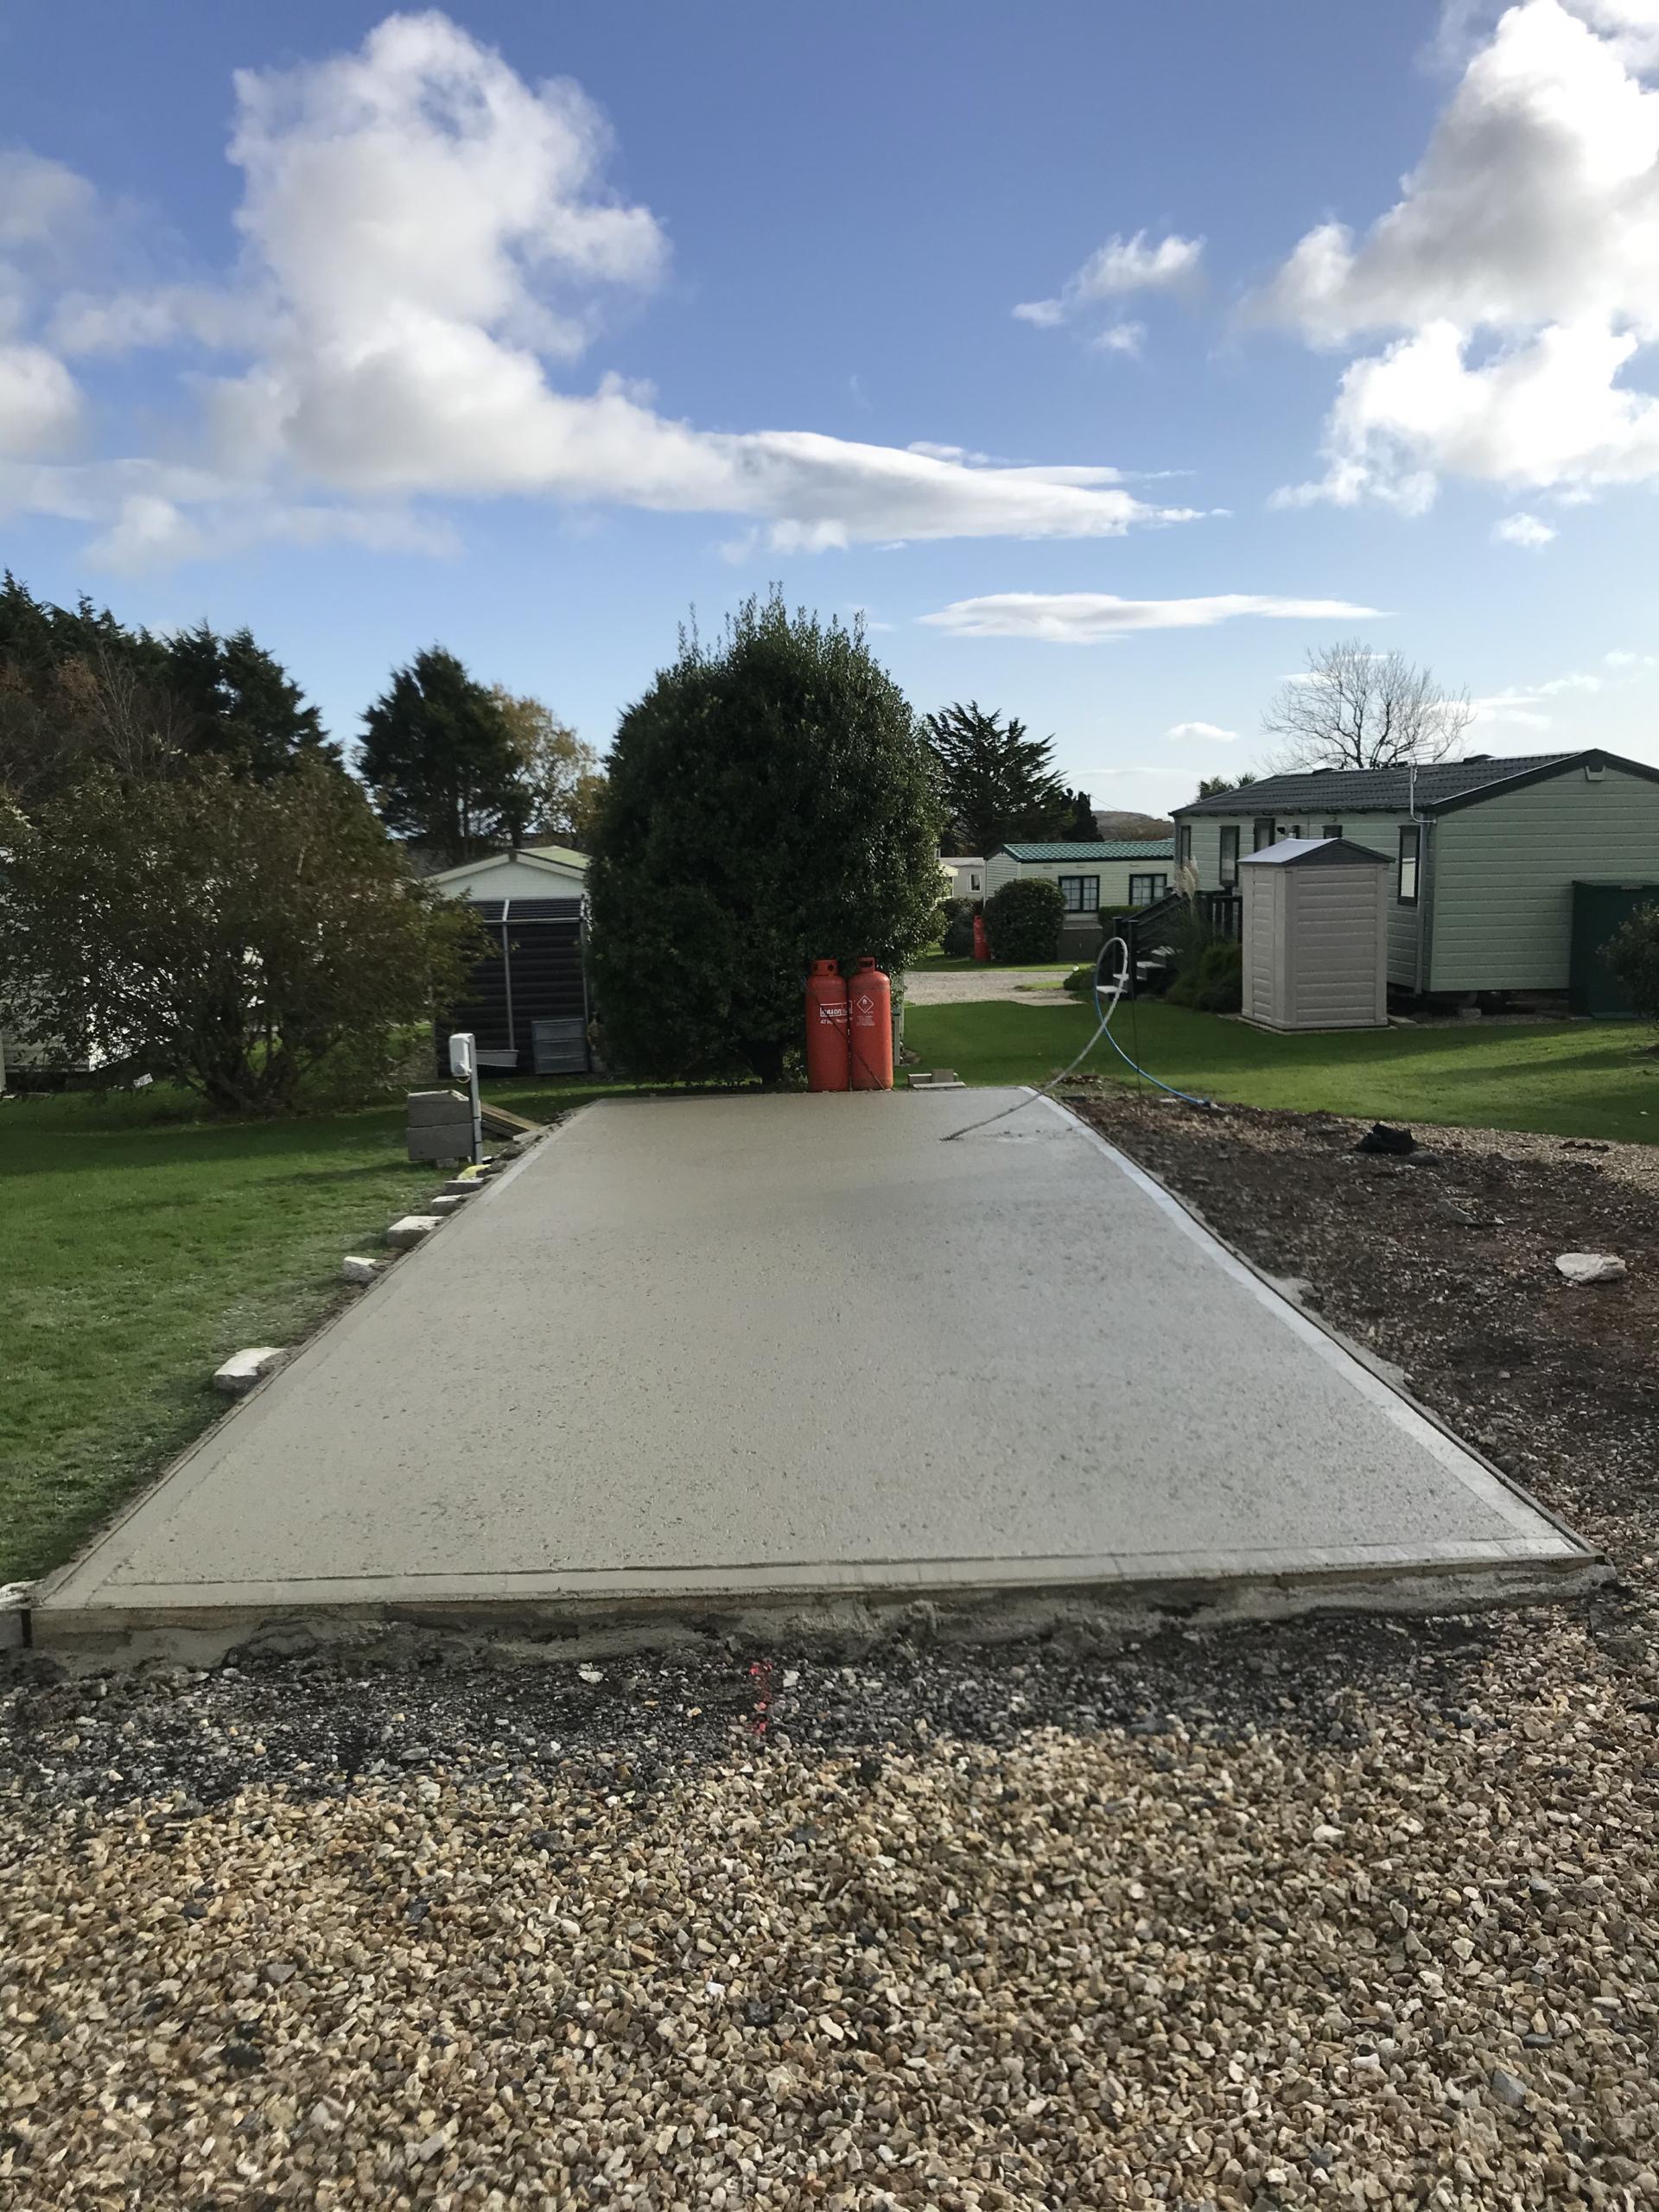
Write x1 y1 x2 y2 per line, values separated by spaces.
3 1098 1657 2209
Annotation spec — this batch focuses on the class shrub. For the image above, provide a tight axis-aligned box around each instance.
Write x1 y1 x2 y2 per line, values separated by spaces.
1166 941 1243 1013
1062 964 1096 996
1603 903 1659 1025
984 876 1065 963
588 594 942 1084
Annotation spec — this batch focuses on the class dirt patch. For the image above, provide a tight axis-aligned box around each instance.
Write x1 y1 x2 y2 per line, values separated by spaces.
1065 1090 1659 1565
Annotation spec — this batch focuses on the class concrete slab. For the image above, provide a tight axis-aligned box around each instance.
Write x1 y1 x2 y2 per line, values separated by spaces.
33 1092 1598 1659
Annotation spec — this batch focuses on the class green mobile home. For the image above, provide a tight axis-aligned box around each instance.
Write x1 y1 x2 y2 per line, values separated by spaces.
1172 750 1659 1002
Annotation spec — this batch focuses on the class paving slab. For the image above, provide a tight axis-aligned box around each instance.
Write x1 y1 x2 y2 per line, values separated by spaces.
33 1092 1599 1657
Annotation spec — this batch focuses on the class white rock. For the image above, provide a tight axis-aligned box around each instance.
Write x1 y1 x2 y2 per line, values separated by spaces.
1554 1250 1628 1285
213 1347 286 1395
386 1215 442 1247
340 1255 380 1284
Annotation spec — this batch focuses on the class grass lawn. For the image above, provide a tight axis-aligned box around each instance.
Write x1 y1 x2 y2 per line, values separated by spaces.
0 1071 739 1586
904 999 1659 1145
0 1089 451 1586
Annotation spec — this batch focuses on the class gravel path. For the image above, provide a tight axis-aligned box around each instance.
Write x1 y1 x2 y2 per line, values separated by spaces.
3 1099 1657 2209
901 969 1071 1006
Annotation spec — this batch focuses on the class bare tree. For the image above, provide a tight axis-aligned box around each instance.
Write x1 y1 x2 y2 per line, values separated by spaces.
1262 640 1472 772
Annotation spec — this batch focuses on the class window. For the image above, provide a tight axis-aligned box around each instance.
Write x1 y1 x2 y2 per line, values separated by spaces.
1175 823 1192 869
1057 874 1100 912
1321 823 1343 841
1219 826 1240 887
1397 823 1421 906
1252 817 1275 851
1128 874 1169 906
969 873 981 892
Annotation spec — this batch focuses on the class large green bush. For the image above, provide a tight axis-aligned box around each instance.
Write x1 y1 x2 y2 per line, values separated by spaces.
1603 904 1659 1026
588 594 942 1083
983 877 1065 963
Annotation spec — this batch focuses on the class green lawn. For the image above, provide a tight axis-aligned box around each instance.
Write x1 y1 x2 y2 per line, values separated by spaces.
904 999 1659 1144
0 1071 733 1586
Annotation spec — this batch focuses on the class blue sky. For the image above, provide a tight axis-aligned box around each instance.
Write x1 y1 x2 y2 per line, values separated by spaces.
3 0 1658 816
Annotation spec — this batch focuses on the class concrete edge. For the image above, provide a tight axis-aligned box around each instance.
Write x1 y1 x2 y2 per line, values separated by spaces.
1037 1092 1603 1567
23 1110 588 1628
24 1551 1608 1670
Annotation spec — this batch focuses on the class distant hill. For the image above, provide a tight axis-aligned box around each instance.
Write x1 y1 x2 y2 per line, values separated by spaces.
1093 808 1175 842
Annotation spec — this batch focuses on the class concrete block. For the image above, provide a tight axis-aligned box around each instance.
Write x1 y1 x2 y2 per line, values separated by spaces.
440 1176 482 1196
214 1347 286 1395
407 1125 474 1166
341 1255 381 1285
386 1214 443 1247
429 1192 474 1214
405 1089 469 1127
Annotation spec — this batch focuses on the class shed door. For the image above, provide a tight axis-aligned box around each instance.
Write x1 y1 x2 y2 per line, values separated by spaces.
1570 882 1659 1016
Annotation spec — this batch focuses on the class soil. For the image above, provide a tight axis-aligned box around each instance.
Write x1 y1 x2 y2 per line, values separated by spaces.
1064 1088 1659 1560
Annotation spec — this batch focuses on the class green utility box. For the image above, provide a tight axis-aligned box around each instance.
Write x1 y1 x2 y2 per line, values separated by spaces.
1569 880 1659 1016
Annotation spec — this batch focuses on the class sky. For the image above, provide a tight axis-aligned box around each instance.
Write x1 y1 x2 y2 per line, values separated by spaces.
3 0 1659 817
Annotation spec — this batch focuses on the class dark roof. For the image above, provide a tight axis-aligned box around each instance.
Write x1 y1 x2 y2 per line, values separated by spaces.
1238 836 1390 869
998 840 1174 861
1173 749 1659 817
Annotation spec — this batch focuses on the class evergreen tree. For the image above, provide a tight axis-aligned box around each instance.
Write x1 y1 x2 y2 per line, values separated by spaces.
925 702 1070 856
589 594 942 1083
359 647 529 864
1061 787 1096 840
164 622 338 779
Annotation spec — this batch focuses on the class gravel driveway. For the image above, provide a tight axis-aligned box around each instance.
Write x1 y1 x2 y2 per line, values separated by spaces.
3 1100 1656 2209
901 967 1072 1005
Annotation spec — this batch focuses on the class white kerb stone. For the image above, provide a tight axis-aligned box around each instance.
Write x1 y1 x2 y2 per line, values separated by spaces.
429 1192 474 1214
340 1255 380 1284
386 1214 443 1247
213 1347 286 1395
1554 1250 1628 1285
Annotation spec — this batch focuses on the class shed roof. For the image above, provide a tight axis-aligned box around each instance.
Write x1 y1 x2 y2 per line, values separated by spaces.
1239 836 1390 869
1173 748 1659 817
996 840 1175 861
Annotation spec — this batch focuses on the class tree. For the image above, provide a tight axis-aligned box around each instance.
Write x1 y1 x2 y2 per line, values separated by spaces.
0 760 482 1114
1059 787 1096 840
1262 640 1472 771
925 702 1069 856
359 648 529 864
1197 772 1258 798
490 686 607 846
1603 904 1659 1029
0 575 337 808
588 593 942 1083
164 622 339 779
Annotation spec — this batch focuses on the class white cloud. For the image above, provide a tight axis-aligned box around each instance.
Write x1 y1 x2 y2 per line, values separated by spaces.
1092 321 1146 357
11 11 1198 565
1605 645 1657 665
1166 720 1237 741
920 591 1382 642
1016 229 1205 329
0 154 93 455
1493 510 1557 546
1468 652 1640 725
1265 0 1659 508
0 343 81 455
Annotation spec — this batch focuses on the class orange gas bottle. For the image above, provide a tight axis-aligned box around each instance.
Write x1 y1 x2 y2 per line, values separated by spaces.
804 959 849 1091
971 912 990 963
846 957 893 1090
